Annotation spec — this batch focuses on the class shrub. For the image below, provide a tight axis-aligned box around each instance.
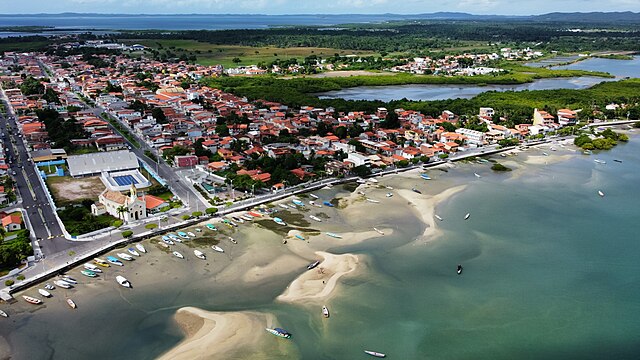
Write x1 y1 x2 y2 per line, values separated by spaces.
192 211 203 218
205 207 218 214
145 223 158 230
181 215 191 221
16 274 25 280
4 279 14 286
122 230 133 238
491 163 512 172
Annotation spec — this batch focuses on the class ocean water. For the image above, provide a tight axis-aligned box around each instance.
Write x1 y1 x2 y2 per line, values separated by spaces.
2 138 640 359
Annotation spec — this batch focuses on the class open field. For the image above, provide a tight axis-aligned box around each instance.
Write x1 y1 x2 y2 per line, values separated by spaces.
45 175 104 205
121 39 377 67
0 41 49 53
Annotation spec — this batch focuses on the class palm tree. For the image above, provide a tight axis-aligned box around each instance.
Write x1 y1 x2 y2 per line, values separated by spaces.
116 205 127 221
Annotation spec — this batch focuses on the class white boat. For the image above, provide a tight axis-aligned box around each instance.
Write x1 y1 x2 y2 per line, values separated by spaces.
136 244 146 253
229 237 237 244
594 159 606 164
309 193 319 199
62 276 77 284
54 280 72 289
172 251 184 259
38 289 52 298
116 275 131 288
324 184 333 189
194 250 206 260
364 350 386 358
127 248 140 257
0 310 7 318
373 227 384 235
357 179 366 184
187 232 196 237
66 298 77 309
117 253 134 261
211 245 224 253
83 263 102 273
500 153 507 157
368 178 378 183
292 199 305 207
598 190 605 197
322 305 330 318
385 186 393 190
386 192 393 197
435 215 443 221
366 198 380 203
326 232 342 239
22 295 42 305
44 283 55 290
309 215 322 222
550 146 557 151
279 203 290 209
240 215 253 221
309 201 322 208
542 152 549 156
464 213 470 220
273 217 287 226
474 173 481 178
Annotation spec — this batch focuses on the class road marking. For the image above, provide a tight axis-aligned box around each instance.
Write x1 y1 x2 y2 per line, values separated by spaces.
37 208 52 238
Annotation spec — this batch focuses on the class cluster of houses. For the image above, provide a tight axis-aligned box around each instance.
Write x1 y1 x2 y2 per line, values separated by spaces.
0 50 583 193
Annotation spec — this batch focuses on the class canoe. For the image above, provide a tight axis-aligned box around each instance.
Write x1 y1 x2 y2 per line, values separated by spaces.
364 350 386 358
295 234 305 241
22 296 42 305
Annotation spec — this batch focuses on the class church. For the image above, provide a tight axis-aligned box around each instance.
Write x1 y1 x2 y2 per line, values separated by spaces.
91 184 147 223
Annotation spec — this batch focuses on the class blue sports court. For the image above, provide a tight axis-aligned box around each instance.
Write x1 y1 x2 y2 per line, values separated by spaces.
113 175 139 186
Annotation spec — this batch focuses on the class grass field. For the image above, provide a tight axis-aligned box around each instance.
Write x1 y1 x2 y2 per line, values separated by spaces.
0 41 49 53
122 39 377 68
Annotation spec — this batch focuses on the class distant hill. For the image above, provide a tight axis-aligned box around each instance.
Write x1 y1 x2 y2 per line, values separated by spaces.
532 11 640 23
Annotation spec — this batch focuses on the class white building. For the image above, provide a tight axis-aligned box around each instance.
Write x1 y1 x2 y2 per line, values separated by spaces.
346 153 371 167
455 128 485 146
92 184 147 223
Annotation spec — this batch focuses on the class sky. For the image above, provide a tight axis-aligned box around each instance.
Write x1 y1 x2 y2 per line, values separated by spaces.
2 0 639 15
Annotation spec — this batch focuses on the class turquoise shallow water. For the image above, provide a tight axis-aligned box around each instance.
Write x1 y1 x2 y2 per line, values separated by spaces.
2 138 640 359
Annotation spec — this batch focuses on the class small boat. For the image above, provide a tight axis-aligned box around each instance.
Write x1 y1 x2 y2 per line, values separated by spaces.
62 276 77 284
83 263 102 273
66 298 77 309
116 275 131 288
326 232 342 239
228 220 238 227
279 203 290 209
292 199 305 207
127 248 140 257
323 201 334 207
594 159 606 164
54 280 73 289
159 241 169 248
187 232 196 237
385 186 393 190
310 201 322 208
474 173 481 178
22 296 42 305
583 150 593 155
81 269 97 278
194 250 206 260
107 256 123 266
266 327 291 339
117 253 134 261
366 198 380 203
44 283 55 290
357 179 366 184
412 187 422 194
373 227 384 235
457 264 463 275
309 193 319 199
598 190 605 197
0 310 7 318
307 260 320 270
38 289 52 297
211 245 224 253
177 231 189 238
136 244 146 253
364 350 386 358
420 173 431 180
94 258 110 267
322 305 330 318
240 215 253 221
500 153 507 157
248 211 262 217
273 217 287 226
435 215 443 221
231 217 244 224
195 228 202 232
550 146 557 151
206 224 218 231
162 236 175 245
613 159 623 163
309 215 322 222
386 192 393 197
229 237 238 244
324 184 334 189
172 251 184 259
295 234 305 241
464 213 470 220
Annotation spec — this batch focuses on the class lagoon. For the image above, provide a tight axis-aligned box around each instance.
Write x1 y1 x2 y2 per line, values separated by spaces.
552 56 640 78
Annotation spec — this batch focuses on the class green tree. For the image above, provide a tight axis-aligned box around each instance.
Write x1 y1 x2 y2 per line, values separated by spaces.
152 107 167 123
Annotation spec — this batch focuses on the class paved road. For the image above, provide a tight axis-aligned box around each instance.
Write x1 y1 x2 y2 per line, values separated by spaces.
0 96 71 256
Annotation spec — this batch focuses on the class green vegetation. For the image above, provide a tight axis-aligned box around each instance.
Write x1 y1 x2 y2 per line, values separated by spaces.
4 279 14 286
100 112 141 148
205 207 218 215
574 128 628 150
122 230 133 238
58 203 119 236
491 163 512 172
36 109 89 153
594 54 635 60
145 223 158 230
16 274 25 281
0 230 33 271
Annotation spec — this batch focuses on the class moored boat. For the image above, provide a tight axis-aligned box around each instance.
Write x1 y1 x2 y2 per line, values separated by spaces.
177 231 189 238
194 250 206 260
62 276 77 284
309 215 322 222
116 275 131 288
229 237 238 244
464 213 470 220
66 298 77 309
594 159 606 164
435 215 443 221
83 263 102 273
598 190 605 197
273 217 287 226
172 251 184 259
231 217 244 224
265 327 291 339
81 269 98 278
412 187 422 194
106 256 123 266
54 280 73 289
326 232 342 239
364 350 386 358
366 198 380 203
323 201 334 207
44 283 55 290
206 223 218 231
0 310 7 318
22 295 42 305
322 305 330 318
187 232 196 237
373 227 384 235
136 244 146 253
307 260 320 270
279 203 290 209
211 245 224 253
127 247 140 257
457 264 463 275
474 172 481 178
295 234 305 241
117 253 134 261
386 192 393 197
240 215 253 221
248 211 262 217
368 178 379 183
309 193 319 199
613 159 623 163
162 236 175 245
292 199 305 207
38 289 52 298
94 258 110 267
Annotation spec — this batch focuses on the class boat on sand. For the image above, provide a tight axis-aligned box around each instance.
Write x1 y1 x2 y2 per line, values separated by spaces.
364 350 386 358
38 289 52 297
211 245 224 253
23 296 42 305
322 306 330 318
116 275 131 288
266 327 291 339
194 250 206 260
373 227 384 235
136 244 146 253
66 298 77 309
